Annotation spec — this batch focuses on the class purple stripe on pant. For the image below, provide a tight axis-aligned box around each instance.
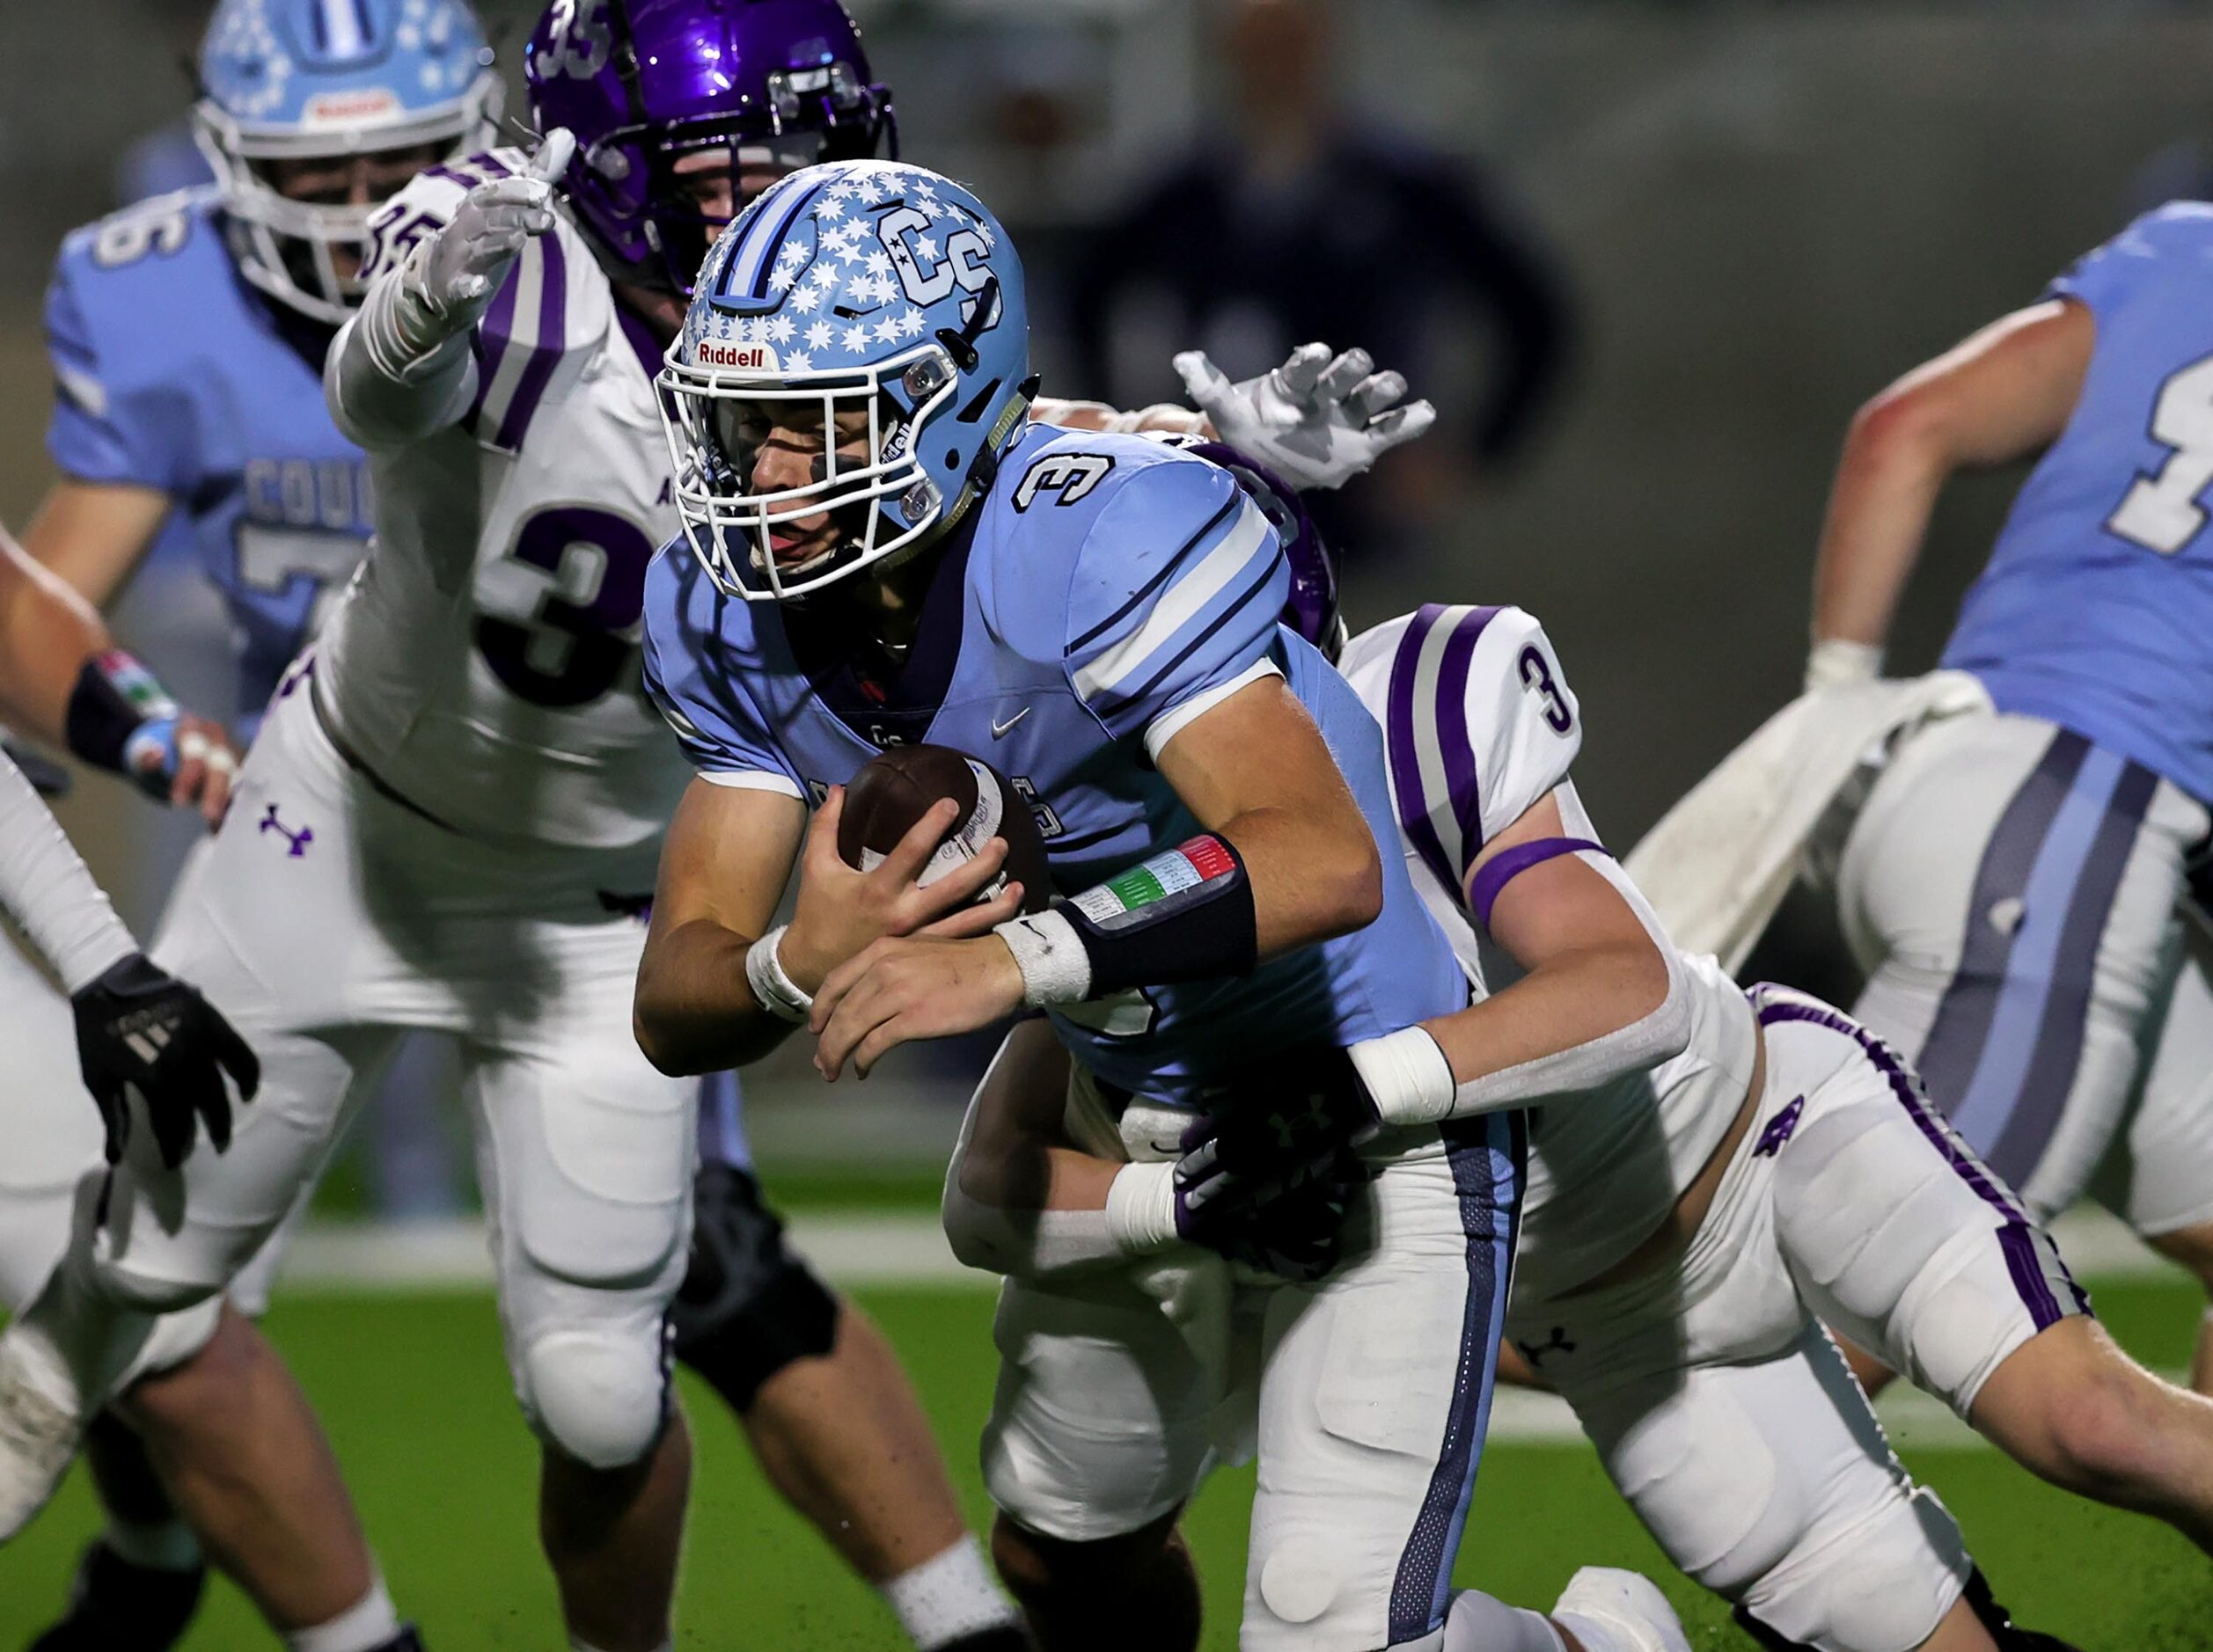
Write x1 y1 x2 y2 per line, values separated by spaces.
1752 988 2086 1333
1387 1107 1526 1643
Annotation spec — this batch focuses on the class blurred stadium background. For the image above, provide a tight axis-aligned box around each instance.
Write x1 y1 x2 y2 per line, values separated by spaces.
1 1 2209 1644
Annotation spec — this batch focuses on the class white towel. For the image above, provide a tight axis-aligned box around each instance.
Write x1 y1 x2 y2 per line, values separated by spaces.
1625 672 1991 973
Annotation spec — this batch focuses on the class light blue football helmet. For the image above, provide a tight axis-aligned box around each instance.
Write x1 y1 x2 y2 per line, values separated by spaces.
659 159 1033 601
193 0 501 323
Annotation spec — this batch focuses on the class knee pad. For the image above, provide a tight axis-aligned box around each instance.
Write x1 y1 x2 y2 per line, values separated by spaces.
668 1164 838 1411
517 1329 669 1470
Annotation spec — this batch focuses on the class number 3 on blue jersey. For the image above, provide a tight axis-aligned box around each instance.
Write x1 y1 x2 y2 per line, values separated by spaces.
2108 352 2213 555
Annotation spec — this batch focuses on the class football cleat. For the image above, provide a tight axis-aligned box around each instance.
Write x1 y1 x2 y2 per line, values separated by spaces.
0 1334 85 1542
1553 1567 1693 1652
27 1539 207 1652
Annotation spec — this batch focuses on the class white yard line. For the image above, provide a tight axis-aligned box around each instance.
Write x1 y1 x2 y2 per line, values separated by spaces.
273 1202 2187 1297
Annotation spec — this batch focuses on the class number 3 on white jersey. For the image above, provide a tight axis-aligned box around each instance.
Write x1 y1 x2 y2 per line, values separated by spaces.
2109 353 2213 554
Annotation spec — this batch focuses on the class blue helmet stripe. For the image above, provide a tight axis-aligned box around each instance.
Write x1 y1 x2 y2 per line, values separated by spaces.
724 172 837 303
314 0 368 54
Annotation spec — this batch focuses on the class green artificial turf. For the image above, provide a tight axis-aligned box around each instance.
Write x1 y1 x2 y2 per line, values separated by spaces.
1 1279 2203 1647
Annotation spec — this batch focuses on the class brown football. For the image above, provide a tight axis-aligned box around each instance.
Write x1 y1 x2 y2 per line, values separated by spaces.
837 744 1054 916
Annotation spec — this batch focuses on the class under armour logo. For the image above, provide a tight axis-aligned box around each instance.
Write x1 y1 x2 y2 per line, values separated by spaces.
1754 1095 1806 1159
260 803 312 858
1517 1326 1575 1368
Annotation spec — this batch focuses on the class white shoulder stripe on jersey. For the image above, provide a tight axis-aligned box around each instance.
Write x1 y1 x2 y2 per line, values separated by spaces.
54 361 106 420
1071 498 1271 704
473 238 550 437
1143 656 1284 762
699 768 805 799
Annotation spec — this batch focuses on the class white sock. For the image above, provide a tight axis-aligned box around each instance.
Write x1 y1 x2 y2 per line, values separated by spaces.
882 1533 1021 1649
102 1512 202 1572
284 1577 399 1652
1441 1589 1568 1651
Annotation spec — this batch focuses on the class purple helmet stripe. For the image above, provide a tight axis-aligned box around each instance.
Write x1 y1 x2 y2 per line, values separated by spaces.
1388 1107 1523 1641
493 234 570 452
1388 606 1462 899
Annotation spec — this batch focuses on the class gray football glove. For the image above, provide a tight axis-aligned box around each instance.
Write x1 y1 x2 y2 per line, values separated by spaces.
1174 342 1437 491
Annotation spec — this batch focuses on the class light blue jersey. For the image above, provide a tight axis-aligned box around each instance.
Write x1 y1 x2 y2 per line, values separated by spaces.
644 426 1470 1108
46 187 372 726
1942 202 2213 803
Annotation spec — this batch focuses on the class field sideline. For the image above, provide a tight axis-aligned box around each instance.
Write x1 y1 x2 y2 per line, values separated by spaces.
0 1211 2204 1647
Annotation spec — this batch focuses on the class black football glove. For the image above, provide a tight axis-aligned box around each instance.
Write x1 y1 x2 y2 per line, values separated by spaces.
1174 1043 1382 1223
1174 1159 1363 1283
4 736 70 799
70 953 260 1168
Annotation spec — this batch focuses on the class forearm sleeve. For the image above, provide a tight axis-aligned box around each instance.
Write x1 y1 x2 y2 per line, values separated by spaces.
0 749 136 992
325 242 479 449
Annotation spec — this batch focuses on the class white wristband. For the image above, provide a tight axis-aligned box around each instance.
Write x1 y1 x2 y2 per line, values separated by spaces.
744 924 813 1024
1346 1025 1456 1129
1104 1162 1182 1254
1805 636 1884 693
993 908 1094 1006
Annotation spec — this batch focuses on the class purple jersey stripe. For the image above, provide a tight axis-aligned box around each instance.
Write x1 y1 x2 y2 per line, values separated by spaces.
1434 605 1503 869
1389 606 1463 900
1388 1107 1523 1642
1468 837 1606 930
493 234 569 452
464 267 523 435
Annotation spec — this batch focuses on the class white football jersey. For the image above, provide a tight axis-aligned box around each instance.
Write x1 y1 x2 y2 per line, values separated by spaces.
316 150 688 850
1337 604 1757 1297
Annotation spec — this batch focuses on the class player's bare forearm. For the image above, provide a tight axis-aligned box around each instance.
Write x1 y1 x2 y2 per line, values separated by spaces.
634 777 807 1075
1418 925 1671 1092
633 916 794 1074
0 523 124 740
1154 676 1382 957
18 479 169 610
1813 299 2092 650
1389 791 1689 1123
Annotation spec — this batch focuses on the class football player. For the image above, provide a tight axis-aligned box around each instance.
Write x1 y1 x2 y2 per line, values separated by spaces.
632 158 1689 1652
15 4 499 1641
947 457 2213 1651
0 525 425 1652
1787 203 2213 1396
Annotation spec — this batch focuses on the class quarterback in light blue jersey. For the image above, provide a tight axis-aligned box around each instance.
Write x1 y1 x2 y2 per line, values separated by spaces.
1773 201 2213 1401
635 158 1564 1652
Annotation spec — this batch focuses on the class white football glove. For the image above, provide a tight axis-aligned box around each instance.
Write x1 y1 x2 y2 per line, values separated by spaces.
387 128 575 359
1173 342 1437 492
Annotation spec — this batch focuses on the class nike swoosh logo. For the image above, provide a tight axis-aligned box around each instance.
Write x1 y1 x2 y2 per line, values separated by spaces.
992 708 1030 739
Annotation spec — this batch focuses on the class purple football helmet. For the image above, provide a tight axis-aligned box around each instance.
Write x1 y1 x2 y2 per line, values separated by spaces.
1183 441 1345 662
526 0 894 296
